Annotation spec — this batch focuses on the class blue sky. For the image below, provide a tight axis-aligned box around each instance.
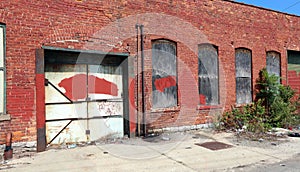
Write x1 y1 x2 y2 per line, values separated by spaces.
235 0 300 16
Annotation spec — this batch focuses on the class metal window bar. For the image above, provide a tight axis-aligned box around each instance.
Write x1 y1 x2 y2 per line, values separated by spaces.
46 115 122 145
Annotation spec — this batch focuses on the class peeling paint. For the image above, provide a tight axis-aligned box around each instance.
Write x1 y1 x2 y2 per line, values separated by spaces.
58 74 118 101
45 63 124 144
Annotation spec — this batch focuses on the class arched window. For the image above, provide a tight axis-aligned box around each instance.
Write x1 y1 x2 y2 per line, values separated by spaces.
152 40 177 108
266 51 281 78
235 48 252 104
198 44 219 105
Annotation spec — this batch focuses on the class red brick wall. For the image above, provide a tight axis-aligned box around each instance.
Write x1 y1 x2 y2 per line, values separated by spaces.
1 0 300 143
288 71 300 94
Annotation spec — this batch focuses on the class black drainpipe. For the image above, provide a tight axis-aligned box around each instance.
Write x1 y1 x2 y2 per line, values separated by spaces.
140 25 146 136
135 24 140 136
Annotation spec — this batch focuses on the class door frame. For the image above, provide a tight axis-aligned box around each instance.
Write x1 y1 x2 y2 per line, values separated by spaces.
36 46 130 152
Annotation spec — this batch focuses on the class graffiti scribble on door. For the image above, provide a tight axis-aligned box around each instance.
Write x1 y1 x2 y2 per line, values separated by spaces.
58 74 118 100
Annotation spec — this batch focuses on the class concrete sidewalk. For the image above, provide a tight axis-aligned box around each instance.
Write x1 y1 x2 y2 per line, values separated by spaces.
1 131 300 172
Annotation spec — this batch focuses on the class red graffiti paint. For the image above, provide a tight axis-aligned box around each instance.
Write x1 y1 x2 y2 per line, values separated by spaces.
58 74 118 100
36 74 45 129
199 94 206 105
129 78 136 109
154 76 176 92
129 78 136 133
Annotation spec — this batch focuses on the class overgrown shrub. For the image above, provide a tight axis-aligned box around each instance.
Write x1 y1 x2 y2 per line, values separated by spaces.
220 68 299 132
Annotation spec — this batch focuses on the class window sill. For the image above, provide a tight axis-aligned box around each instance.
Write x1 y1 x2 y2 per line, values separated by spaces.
0 114 11 121
197 105 223 110
151 106 181 113
234 103 253 108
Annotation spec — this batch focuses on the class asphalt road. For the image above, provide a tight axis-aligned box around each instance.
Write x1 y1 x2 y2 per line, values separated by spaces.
247 153 300 172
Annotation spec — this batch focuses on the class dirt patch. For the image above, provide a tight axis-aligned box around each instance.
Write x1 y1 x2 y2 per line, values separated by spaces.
226 131 289 148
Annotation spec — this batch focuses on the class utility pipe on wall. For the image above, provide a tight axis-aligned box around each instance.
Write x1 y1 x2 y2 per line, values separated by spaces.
135 24 146 136
140 25 146 136
135 24 140 136
4 132 13 160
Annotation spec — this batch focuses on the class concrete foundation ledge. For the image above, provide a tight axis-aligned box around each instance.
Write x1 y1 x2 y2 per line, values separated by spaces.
148 123 214 134
0 114 11 121
0 141 36 150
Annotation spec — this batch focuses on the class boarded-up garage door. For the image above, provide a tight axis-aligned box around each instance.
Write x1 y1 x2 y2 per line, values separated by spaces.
45 50 127 144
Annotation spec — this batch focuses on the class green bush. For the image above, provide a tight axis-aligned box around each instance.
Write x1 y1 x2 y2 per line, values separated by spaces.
220 68 299 132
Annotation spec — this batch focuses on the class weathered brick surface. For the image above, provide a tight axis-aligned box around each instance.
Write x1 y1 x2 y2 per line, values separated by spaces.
0 0 300 143
288 71 300 94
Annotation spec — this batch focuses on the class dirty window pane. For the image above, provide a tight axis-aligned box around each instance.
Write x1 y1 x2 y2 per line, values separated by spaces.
236 77 252 104
0 72 3 114
288 50 300 72
152 40 177 109
198 44 219 105
0 26 5 115
287 50 300 95
0 27 3 68
235 49 251 78
266 51 280 78
235 48 252 104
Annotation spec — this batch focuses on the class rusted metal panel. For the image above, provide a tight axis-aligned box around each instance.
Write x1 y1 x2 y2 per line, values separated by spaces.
235 48 252 104
152 40 177 109
195 141 233 151
37 128 46 152
36 49 44 74
36 49 46 152
198 44 219 105
266 51 280 77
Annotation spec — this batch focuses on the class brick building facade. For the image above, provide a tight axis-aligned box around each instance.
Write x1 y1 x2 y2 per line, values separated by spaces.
0 0 300 151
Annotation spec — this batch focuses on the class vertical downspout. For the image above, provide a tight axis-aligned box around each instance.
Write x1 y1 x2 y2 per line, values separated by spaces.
140 25 146 136
86 65 90 141
135 24 140 136
286 51 288 86
4 132 13 160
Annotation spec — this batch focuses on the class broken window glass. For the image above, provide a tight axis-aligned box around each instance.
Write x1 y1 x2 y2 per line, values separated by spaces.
198 44 219 105
152 40 177 109
235 48 252 104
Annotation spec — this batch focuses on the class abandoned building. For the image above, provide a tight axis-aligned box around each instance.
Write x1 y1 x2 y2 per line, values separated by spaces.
1 0 300 152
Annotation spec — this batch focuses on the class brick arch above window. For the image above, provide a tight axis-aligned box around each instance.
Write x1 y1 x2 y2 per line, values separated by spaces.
152 39 177 45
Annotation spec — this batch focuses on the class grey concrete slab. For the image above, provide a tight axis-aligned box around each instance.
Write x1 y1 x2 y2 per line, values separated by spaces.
1 131 300 172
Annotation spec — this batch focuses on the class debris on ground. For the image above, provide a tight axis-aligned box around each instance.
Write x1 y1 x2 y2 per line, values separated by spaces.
67 144 77 149
288 132 300 137
271 142 277 146
161 136 171 141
